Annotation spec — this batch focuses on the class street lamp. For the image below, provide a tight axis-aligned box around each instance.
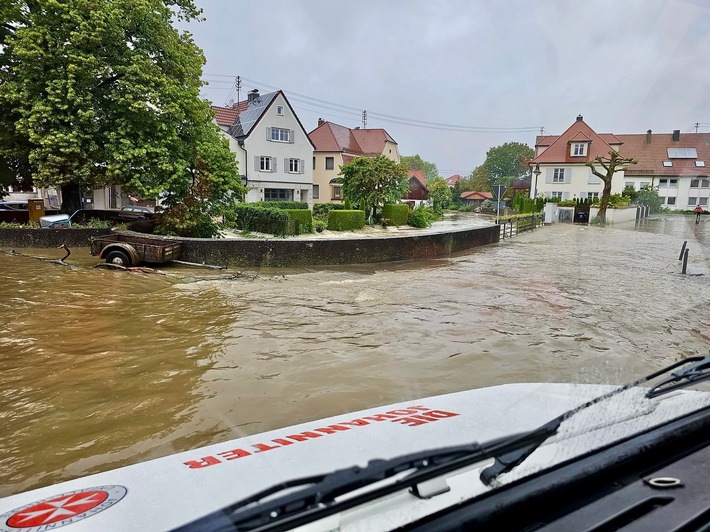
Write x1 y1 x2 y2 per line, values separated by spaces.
532 163 541 199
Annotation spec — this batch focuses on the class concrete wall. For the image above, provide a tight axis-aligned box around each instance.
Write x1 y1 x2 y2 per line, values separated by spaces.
0 226 499 267
590 206 639 223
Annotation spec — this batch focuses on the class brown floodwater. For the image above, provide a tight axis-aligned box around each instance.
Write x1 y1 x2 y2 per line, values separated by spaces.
1 216 709 497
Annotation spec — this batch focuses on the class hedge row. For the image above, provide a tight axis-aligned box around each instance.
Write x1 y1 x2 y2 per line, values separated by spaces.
256 201 309 210
284 209 313 234
232 204 295 236
328 210 366 231
313 203 345 221
382 204 410 226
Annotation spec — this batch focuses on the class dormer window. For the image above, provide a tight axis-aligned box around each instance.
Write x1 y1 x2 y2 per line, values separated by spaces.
571 143 587 156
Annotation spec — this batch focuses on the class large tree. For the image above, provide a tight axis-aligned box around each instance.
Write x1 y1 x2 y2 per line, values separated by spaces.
428 177 452 213
400 154 439 183
0 0 242 235
480 142 534 188
587 150 637 226
340 155 409 219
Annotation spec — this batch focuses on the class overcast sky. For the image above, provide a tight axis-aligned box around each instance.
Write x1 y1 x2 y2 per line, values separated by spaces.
180 0 710 177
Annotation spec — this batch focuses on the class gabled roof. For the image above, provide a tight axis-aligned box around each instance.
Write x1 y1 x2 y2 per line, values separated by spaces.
308 121 397 156
408 169 427 188
615 132 710 177
445 174 462 186
533 116 624 164
461 191 493 200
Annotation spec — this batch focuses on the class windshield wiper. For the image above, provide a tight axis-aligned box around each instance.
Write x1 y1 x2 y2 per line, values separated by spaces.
479 354 710 485
176 355 710 532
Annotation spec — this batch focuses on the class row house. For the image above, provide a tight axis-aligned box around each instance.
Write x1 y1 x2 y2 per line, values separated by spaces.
212 89 316 206
532 115 710 210
308 120 400 204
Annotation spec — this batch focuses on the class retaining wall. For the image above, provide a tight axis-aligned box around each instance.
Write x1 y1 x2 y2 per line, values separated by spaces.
0 228 112 248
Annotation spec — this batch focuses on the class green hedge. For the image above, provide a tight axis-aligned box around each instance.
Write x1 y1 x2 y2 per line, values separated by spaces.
382 204 410 226
313 203 344 221
284 209 313 234
328 210 366 231
256 201 308 210
232 204 295 235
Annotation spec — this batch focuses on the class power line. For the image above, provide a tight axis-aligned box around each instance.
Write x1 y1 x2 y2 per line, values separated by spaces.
202 73 541 134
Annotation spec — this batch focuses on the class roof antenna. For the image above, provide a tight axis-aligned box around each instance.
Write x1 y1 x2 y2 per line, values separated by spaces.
235 76 242 107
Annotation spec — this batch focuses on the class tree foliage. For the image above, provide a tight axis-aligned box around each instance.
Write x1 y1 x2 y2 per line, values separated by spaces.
0 0 243 235
634 185 662 214
480 142 534 188
340 155 409 219
586 150 637 225
400 154 439 183
428 177 452 213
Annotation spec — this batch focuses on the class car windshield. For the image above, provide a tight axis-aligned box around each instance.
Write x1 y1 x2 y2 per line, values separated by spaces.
1 1 709 530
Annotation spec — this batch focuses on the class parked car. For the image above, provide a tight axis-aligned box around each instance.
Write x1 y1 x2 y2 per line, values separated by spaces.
116 205 155 221
0 201 28 210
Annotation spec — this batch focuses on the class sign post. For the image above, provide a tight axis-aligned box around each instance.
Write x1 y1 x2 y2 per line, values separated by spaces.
492 184 507 222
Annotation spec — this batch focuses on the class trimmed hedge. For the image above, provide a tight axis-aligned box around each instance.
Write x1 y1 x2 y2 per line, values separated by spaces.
284 209 313 234
313 203 345 221
233 204 295 235
382 204 410 226
328 210 366 231
256 201 308 210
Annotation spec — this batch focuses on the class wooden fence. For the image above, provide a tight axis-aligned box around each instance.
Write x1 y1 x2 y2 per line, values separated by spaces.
496 213 544 239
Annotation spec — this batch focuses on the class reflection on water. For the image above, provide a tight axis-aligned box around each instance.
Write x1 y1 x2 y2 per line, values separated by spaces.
1 217 709 497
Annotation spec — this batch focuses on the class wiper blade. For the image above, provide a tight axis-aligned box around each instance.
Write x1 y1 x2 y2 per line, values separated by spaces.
480 354 710 485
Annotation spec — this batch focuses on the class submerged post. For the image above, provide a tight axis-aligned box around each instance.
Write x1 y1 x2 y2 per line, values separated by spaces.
679 241 687 261
682 248 689 274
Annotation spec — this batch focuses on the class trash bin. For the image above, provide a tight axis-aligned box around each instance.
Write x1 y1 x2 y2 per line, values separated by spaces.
28 198 45 224
575 210 589 224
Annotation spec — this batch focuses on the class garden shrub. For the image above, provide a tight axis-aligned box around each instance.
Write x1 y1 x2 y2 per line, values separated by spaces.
408 206 435 228
256 201 308 210
284 209 313 234
232 204 294 235
381 204 410 226
313 203 344 221
328 210 366 231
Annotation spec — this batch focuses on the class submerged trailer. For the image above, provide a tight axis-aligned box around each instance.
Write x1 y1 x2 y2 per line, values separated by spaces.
89 234 181 267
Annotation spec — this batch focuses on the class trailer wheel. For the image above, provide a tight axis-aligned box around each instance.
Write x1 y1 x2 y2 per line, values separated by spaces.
106 250 132 267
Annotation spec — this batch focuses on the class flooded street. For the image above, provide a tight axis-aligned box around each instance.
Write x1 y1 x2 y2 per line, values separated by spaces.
1 216 709 497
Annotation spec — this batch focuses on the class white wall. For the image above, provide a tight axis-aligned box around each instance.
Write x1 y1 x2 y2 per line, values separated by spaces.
533 164 624 200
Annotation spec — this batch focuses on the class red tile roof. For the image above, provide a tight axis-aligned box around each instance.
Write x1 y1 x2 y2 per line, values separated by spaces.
308 121 397 156
615 132 710 177
211 99 250 127
461 191 493 200
445 174 462 186
408 169 427 188
533 117 624 164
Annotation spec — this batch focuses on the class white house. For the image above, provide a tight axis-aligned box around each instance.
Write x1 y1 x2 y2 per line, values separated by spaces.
212 89 315 206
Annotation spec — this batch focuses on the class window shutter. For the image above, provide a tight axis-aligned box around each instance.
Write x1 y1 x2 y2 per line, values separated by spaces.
564 170 571 184
284 158 289 172
289 130 294 143
272 157 277 172
254 156 259 171
300 159 304 173
545 167 553 184
563 192 571 200
580 192 588 199
266 127 272 140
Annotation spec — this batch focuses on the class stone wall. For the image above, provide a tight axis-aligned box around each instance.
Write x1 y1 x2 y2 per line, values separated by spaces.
0 225 500 267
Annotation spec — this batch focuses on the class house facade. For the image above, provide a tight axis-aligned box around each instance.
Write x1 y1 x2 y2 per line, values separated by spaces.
532 116 710 210
460 191 493 208
212 89 315 206
308 120 400 204
531 115 625 202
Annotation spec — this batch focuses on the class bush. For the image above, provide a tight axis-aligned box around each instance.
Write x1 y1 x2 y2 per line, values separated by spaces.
408 206 435 228
284 209 313 234
256 201 308 210
231 204 294 236
381 204 410 226
314 220 327 233
328 209 366 231
313 203 344 221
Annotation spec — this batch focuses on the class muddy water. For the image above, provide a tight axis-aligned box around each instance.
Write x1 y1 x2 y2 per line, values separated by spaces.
1 217 709 497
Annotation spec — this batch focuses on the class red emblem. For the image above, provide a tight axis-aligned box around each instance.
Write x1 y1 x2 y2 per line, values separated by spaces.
2 486 126 530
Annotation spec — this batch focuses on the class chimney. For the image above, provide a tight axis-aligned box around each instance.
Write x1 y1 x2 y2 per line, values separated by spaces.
646 129 652 144
672 129 680 141
318 118 324 127
247 89 260 103
576 114 583 122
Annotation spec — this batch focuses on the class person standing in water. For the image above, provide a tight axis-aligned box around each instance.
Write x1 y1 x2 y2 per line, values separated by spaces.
695 204 704 223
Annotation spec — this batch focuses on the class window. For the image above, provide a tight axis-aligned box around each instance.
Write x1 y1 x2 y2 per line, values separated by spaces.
663 161 673 167
700 198 709 206
696 161 705 167
259 156 273 172
276 105 284 116
571 143 587 156
624 182 635 189
552 168 565 183
287 158 303 173
332 185 342 199
550 191 563 199
667 147 697 158
689 197 698 206
640 182 651 189
268 127 291 142
666 197 676 205
313 157 316 170
586 192 599 200
691 179 699 188
702 179 710 188
658 179 678 188
313 185 319 199
325 157 334 170
264 188 293 201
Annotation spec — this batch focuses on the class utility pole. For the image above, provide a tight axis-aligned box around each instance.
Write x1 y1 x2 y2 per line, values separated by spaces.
235 76 242 107
540 127 544 136
696 122 700 134
362 110 367 129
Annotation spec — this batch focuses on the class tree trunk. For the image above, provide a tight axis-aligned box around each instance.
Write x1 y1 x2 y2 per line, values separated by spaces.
597 179 613 226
